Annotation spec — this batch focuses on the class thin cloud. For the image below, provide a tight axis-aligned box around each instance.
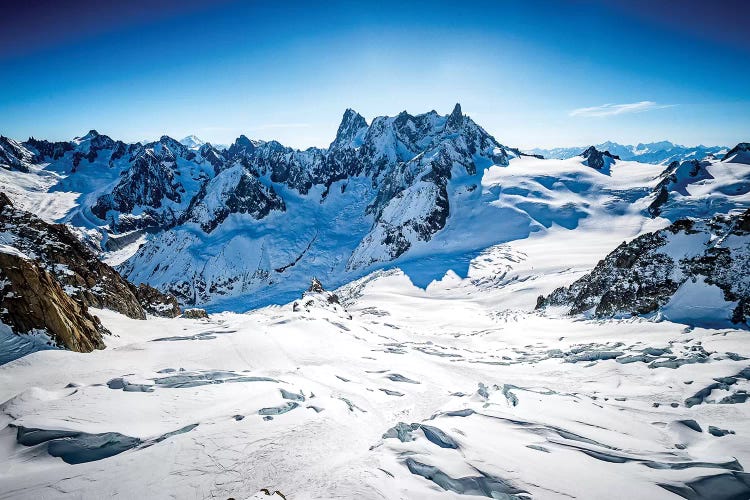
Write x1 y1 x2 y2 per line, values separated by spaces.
570 101 675 117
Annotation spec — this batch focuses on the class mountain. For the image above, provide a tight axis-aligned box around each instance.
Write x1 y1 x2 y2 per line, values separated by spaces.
579 145 619 171
1 110 750 500
112 104 521 307
722 142 750 164
528 141 727 164
0 192 180 356
0 108 748 314
0 136 36 172
537 209 750 327
180 134 205 150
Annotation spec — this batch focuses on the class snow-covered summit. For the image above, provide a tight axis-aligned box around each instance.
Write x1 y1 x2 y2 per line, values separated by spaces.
180 134 205 150
1 108 747 312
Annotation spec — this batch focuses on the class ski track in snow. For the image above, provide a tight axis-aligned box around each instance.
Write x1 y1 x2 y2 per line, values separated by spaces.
1 263 749 499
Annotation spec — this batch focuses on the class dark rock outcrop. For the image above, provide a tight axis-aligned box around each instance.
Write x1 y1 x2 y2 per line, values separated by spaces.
182 308 208 319
648 159 714 217
722 142 750 164
580 146 619 171
0 136 35 172
0 250 106 353
135 283 181 318
537 210 750 325
0 193 180 320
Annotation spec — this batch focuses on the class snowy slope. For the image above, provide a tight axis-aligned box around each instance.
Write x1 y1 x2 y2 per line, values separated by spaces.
0 272 748 499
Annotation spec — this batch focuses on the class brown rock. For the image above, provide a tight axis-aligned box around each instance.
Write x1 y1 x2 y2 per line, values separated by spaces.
0 250 106 353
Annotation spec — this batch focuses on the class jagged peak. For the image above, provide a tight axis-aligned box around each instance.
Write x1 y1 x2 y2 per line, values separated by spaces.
73 129 100 143
445 103 464 129
331 108 368 149
581 145 618 159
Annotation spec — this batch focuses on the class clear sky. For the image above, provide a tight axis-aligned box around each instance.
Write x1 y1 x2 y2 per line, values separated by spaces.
1 0 748 149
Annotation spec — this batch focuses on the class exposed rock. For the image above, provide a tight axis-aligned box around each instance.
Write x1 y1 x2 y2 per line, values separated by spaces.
0 136 35 172
0 193 180 321
537 209 750 325
182 308 208 319
722 142 750 164
649 159 714 217
579 146 619 171
136 284 181 318
0 249 106 353
293 279 347 316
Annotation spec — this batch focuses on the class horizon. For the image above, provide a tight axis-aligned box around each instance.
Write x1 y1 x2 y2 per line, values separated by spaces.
1 0 749 149
3 104 737 152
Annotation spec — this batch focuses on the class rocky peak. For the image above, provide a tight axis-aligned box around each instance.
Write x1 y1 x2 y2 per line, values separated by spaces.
537 209 750 327
180 134 204 149
648 159 714 217
155 135 188 157
308 277 325 293
580 146 619 170
445 103 464 130
722 142 750 164
75 129 100 142
22 137 74 162
226 134 258 159
0 248 107 353
292 278 349 317
330 109 368 149
1 192 180 319
0 136 35 172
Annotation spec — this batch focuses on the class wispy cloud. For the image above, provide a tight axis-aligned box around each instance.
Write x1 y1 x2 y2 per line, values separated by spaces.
569 101 674 117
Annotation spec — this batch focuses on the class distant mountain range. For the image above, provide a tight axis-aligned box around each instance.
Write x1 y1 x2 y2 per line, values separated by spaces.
1 107 748 316
526 141 727 164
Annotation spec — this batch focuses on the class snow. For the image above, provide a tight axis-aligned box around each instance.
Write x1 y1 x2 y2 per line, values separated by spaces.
661 277 737 327
0 272 748 498
0 244 29 260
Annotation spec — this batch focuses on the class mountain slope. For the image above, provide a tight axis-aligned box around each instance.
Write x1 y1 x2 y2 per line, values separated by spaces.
0 110 747 313
537 209 750 327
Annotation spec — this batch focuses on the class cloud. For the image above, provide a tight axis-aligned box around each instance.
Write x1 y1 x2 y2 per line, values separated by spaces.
569 101 674 117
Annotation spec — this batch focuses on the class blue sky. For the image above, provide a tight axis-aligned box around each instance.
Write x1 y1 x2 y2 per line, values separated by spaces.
1 0 748 149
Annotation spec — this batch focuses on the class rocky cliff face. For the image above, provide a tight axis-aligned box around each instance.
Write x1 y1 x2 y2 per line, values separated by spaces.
537 209 750 326
0 248 106 353
579 146 619 171
722 142 750 164
0 193 180 319
0 136 35 172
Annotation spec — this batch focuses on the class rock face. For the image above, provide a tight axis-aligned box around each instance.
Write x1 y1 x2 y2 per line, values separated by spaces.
579 146 619 171
0 136 35 172
182 308 208 319
0 248 106 353
722 142 750 164
111 104 518 305
293 278 348 317
537 209 750 326
648 159 714 217
135 284 182 318
0 193 180 320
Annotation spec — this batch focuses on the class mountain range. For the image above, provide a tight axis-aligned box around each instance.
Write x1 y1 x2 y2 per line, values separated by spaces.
527 141 727 165
1 105 748 316
2 105 750 499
